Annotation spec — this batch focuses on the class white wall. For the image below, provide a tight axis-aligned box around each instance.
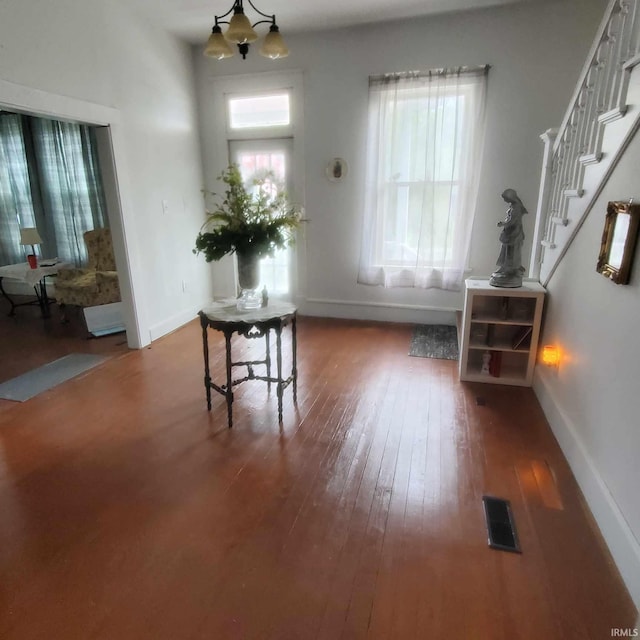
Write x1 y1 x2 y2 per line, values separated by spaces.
534 128 640 608
0 0 211 346
194 0 607 324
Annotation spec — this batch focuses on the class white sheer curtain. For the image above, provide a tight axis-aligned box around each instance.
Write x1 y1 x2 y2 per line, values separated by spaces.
0 113 37 265
358 66 488 291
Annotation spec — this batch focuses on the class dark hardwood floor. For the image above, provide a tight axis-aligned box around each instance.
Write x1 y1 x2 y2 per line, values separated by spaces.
0 295 129 387
0 313 635 639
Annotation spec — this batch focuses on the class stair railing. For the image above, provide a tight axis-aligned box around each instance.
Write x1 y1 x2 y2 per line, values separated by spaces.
530 0 640 281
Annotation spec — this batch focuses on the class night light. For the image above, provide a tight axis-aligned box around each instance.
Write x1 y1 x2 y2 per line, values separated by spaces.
542 345 560 367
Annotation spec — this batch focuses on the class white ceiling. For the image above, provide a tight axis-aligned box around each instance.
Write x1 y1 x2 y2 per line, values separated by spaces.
130 0 544 45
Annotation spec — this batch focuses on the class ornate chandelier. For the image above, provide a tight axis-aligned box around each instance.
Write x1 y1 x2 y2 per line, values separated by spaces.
204 0 289 60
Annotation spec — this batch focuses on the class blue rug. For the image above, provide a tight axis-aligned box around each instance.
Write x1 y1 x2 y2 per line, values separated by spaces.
0 353 108 402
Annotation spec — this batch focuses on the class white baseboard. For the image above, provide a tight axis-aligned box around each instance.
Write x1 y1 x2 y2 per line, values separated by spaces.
299 297 458 325
147 298 459 343
148 304 202 342
533 369 640 609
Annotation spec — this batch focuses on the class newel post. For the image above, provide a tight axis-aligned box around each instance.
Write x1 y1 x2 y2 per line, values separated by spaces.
528 128 558 281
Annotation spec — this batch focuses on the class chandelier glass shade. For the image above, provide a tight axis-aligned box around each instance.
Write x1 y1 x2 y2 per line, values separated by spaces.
204 0 289 60
204 25 234 59
260 25 289 59
225 8 258 44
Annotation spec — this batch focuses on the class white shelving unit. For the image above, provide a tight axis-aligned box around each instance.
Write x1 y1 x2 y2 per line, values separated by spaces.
459 278 545 386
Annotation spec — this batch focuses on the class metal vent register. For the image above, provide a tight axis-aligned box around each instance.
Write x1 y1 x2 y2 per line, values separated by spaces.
482 496 521 553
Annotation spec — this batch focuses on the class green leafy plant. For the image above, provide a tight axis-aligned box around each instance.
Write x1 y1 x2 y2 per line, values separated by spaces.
194 164 302 262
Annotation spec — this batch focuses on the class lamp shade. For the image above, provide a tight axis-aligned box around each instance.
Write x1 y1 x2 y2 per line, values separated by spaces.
225 10 258 44
260 25 289 59
19 227 42 246
204 26 234 59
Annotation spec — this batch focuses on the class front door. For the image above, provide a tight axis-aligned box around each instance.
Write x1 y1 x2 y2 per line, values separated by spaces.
229 138 295 299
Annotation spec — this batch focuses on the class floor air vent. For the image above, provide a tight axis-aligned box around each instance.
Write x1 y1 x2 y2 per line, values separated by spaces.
482 496 521 553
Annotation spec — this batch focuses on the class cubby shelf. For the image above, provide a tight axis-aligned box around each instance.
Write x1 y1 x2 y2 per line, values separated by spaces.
470 316 534 326
459 278 546 386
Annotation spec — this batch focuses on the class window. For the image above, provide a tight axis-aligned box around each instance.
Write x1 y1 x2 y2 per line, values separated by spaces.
0 114 37 264
227 93 290 130
0 112 107 267
358 66 488 291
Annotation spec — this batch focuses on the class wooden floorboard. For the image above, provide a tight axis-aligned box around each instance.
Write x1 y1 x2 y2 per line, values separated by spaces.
0 314 635 639
0 297 128 386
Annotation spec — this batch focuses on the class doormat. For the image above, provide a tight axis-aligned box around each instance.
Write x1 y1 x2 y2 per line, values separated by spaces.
409 324 459 360
0 353 108 402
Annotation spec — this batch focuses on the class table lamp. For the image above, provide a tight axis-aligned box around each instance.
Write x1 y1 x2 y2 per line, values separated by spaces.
20 227 43 269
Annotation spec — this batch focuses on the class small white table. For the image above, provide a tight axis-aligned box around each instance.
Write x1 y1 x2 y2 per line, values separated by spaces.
198 300 298 428
0 260 68 318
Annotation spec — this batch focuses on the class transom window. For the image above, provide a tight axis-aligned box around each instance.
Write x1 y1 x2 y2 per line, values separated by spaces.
227 93 290 130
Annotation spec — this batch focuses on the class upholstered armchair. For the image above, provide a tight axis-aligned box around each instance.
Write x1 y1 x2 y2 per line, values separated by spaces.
55 228 121 316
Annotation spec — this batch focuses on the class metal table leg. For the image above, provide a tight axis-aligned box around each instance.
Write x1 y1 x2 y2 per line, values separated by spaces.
224 330 234 428
200 316 212 411
276 325 284 422
292 314 298 402
0 275 52 318
265 328 271 391
34 281 51 318
0 276 17 316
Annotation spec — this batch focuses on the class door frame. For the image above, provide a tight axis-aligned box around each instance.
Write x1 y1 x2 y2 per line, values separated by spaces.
0 78 147 347
201 70 306 304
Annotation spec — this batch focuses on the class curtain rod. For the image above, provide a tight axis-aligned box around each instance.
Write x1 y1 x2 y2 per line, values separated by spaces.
370 64 490 85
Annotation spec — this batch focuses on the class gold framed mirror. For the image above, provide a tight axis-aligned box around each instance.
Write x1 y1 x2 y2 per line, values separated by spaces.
596 201 640 284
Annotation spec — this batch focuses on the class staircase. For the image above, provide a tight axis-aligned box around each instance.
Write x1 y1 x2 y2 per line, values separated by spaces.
530 0 640 286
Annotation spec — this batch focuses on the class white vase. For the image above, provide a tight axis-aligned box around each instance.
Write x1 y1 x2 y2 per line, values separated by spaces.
236 251 261 310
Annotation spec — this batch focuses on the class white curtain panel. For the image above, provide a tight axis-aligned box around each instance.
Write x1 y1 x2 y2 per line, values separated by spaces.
31 118 108 266
0 114 37 265
358 66 488 291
